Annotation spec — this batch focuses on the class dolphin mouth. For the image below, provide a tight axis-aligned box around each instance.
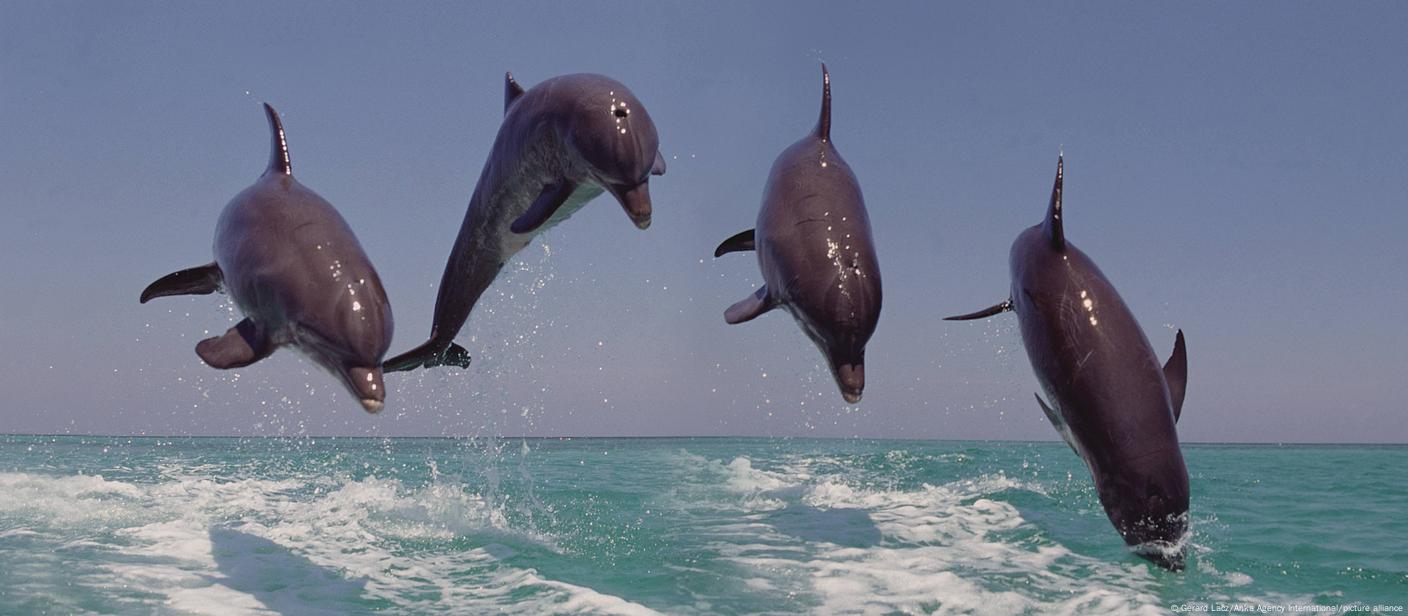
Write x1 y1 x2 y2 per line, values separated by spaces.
834 362 865 404
607 182 652 230
342 365 387 414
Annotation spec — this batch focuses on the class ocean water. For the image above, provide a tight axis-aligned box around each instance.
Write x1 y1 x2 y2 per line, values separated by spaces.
0 436 1403 615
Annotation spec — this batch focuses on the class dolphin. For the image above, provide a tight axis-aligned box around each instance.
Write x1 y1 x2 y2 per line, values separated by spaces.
713 66 882 404
946 155 1190 569
383 72 665 372
141 104 394 413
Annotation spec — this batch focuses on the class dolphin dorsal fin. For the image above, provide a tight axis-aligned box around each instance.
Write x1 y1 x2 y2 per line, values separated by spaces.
262 103 292 176
505 72 525 115
815 64 831 142
1164 329 1188 422
1042 154 1064 249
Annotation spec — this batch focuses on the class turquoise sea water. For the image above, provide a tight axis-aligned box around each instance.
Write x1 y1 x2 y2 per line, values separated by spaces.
0 436 1403 614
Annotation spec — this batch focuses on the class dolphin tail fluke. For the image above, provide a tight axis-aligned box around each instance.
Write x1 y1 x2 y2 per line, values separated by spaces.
511 181 578 234
815 63 831 141
943 299 1013 321
1164 329 1187 422
196 318 272 369
1042 154 1064 249
140 263 223 303
439 342 473 369
713 229 756 257
505 72 525 114
262 103 292 176
725 286 776 324
382 340 473 373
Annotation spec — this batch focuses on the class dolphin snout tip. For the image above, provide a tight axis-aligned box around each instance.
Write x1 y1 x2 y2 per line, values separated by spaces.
345 366 386 413
633 216 652 230
836 363 865 404
1135 544 1186 571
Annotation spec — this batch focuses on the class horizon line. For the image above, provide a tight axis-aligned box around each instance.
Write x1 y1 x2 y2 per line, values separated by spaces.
2 432 1405 447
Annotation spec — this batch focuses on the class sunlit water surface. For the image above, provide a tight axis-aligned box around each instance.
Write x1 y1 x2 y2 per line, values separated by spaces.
1 436 1404 614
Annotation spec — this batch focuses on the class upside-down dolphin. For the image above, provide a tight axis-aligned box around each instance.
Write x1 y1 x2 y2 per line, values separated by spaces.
714 65 882 404
141 104 394 413
384 72 665 372
946 156 1190 569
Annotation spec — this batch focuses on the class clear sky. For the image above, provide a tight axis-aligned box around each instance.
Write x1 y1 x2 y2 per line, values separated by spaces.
2 2 1405 441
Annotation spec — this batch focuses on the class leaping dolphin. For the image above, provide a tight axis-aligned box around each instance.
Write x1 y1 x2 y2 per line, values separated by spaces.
141 104 394 413
713 65 882 404
384 72 665 373
946 156 1190 569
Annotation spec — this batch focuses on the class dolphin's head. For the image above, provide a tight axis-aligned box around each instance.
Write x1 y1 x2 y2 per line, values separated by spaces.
790 260 882 405
298 268 395 413
801 319 873 404
567 82 665 230
1121 506 1190 571
821 331 870 404
1097 453 1191 571
340 365 387 413
830 352 866 404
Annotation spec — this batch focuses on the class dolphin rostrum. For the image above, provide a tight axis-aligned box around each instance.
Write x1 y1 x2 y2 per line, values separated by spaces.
714 65 882 404
383 73 665 373
947 155 1190 569
141 104 394 413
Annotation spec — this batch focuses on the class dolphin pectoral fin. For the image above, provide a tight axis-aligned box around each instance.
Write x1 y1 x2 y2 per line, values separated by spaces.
651 151 667 176
382 340 472 373
713 229 756 257
1164 329 1187 422
510 181 577 234
140 263 223 303
724 286 775 324
196 318 271 369
1035 393 1081 457
943 299 1013 321
504 72 525 114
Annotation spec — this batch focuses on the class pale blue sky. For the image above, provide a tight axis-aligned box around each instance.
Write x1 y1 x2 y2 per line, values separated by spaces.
1 2 1405 441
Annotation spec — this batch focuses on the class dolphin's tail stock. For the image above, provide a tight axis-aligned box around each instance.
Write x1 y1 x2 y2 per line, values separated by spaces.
382 339 472 373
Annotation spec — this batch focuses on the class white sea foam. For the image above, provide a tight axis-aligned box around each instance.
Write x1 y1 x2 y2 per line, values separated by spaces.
0 472 148 528
670 453 1169 615
0 448 1312 614
0 471 653 615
